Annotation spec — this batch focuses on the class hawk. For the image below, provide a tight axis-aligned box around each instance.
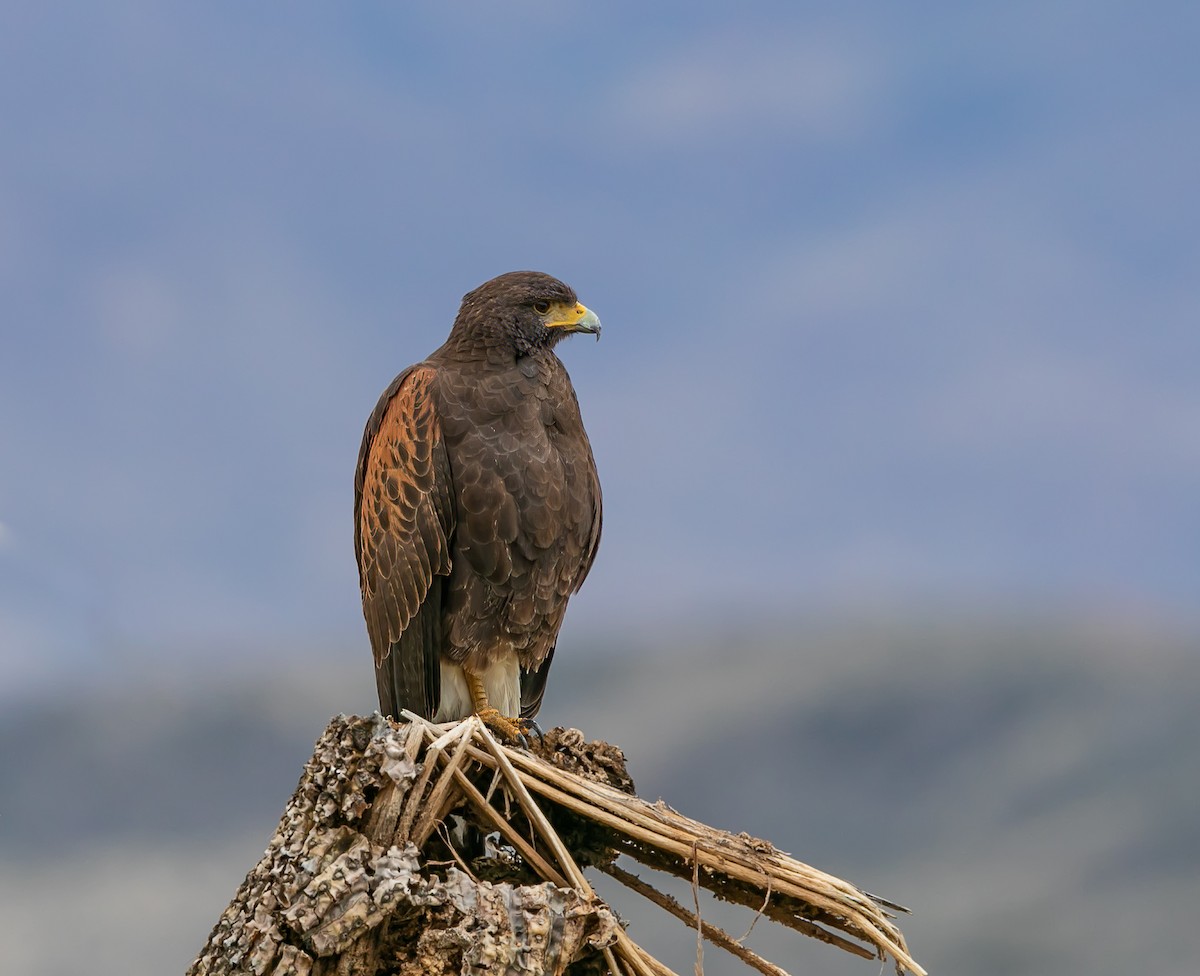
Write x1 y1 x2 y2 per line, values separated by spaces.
355 271 602 739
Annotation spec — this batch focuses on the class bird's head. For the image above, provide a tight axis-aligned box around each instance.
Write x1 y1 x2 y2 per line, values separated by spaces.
451 271 601 357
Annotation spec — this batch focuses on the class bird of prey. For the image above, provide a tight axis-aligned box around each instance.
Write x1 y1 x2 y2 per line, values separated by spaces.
354 271 602 740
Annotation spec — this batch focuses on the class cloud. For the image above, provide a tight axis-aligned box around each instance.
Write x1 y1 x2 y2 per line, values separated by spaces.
742 136 1200 460
606 29 884 147
89 262 183 358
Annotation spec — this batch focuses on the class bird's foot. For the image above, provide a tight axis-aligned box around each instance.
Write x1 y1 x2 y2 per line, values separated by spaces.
475 707 528 746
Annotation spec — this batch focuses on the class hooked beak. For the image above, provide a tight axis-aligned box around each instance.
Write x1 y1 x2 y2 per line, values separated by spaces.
543 301 602 340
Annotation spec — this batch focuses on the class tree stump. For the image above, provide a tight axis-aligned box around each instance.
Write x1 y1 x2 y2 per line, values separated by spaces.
188 714 924 976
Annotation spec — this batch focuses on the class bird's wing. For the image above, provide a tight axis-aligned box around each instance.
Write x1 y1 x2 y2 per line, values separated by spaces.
355 364 454 718
574 453 604 593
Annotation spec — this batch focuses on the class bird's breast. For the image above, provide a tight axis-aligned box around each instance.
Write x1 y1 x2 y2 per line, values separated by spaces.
437 358 596 584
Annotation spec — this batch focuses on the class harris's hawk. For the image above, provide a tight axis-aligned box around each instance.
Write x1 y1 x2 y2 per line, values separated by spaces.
355 271 602 739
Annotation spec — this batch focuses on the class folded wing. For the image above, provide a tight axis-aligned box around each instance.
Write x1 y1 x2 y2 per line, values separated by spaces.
354 365 454 718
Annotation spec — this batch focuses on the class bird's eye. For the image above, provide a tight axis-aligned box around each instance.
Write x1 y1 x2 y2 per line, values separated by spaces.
533 300 551 315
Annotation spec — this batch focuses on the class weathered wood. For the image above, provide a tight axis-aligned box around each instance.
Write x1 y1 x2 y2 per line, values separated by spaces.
188 714 924 976
188 715 617 976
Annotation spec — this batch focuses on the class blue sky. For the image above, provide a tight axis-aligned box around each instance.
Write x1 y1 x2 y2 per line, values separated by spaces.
2 2 1198 693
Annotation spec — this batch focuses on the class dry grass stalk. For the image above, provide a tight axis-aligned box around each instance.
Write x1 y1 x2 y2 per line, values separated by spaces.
401 713 925 976
598 861 790 976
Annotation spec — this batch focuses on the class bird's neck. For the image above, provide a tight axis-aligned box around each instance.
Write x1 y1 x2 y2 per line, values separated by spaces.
440 327 559 366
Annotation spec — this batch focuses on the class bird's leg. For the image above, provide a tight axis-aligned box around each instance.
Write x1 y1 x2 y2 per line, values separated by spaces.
463 668 526 744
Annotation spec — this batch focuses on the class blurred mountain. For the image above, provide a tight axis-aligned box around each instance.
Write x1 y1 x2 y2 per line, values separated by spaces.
1 612 1196 976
